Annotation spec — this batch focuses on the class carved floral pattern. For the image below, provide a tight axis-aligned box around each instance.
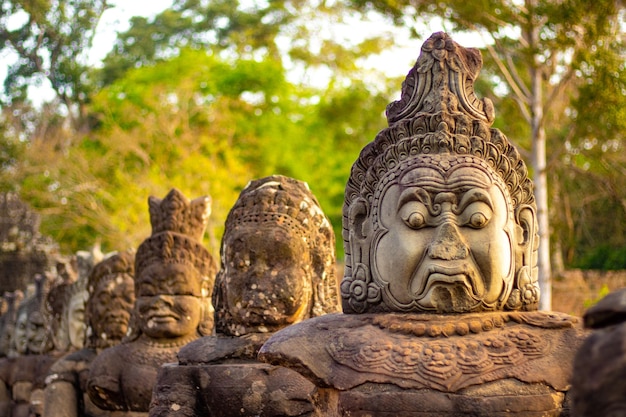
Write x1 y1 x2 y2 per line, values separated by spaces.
340 263 381 313
328 323 549 392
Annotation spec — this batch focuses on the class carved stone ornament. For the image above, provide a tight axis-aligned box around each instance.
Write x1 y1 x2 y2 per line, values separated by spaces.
342 32 537 315
86 189 217 414
0 274 61 417
43 251 136 417
259 32 586 417
149 176 339 417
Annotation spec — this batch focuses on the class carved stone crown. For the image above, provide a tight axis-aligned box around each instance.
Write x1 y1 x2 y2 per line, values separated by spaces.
87 250 135 296
343 32 536 278
148 188 211 241
136 189 215 279
225 175 331 238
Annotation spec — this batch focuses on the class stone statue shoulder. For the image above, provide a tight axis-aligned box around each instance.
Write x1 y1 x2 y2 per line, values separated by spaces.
177 333 273 365
259 311 585 392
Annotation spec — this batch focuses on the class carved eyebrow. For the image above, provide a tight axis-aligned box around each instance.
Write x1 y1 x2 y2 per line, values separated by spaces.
397 187 432 209
456 188 493 213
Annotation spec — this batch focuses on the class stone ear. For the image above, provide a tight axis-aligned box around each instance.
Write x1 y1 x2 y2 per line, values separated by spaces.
348 198 371 268
349 198 369 241
516 206 536 246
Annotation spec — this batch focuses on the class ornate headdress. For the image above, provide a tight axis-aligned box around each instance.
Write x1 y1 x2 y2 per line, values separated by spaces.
135 189 216 280
342 32 538 312
214 175 339 334
87 251 134 295
84 250 135 349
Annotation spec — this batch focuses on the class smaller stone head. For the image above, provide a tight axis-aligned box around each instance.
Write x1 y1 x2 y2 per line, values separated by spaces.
85 251 135 349
66 277 89 350
15 274 54 355
342 32 538 315
0 291 23 357
129 189 217 342
12 298 29 356
213 175 339 336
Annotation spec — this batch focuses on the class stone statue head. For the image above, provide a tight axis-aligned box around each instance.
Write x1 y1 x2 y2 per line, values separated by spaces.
213 176 339 336
85 251 135 349
0 291 23 357
341 32 538 315
12 298 29 355
14 274 55 355
65 276 89 350
128 189 217 342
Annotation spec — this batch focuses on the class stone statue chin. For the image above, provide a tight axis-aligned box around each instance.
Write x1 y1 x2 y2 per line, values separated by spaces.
259 32 587 417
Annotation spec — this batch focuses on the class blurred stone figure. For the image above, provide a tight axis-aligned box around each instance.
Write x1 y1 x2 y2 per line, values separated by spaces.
0 291 23 358
570 288 626 416
44 251 135 417
87 189 216 416
0 275 59 417
150 175 339 416
259 32 586 416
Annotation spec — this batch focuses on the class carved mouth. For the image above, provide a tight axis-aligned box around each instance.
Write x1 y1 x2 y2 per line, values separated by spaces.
147 312 179 323
411 263 481 300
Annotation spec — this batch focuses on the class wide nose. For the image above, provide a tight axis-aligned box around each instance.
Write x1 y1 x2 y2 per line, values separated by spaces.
150 294 174 308
427 222 469 260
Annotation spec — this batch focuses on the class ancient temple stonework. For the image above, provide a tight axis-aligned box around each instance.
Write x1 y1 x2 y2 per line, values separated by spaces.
150 176 339 417
259 32 586 417
87 189 216 415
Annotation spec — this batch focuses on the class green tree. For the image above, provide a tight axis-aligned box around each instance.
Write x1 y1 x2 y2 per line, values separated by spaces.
99 0 394 86
349 0 625 310
0 0 109 132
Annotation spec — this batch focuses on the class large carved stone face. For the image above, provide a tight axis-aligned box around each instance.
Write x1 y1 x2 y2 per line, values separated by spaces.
222 226 313 328
27 310 52 354
90 273 135 342
67 289 88 349
136 262 203 339
363 157 521 313
13 308 28 354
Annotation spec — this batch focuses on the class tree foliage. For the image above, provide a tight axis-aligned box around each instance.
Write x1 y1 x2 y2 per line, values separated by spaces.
11 47 389 256
0 0 109 131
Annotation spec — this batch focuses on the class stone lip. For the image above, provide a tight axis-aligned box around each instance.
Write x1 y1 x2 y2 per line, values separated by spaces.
259 311 585 392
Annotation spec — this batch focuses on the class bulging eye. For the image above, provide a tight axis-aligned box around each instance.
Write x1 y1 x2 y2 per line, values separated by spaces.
399 201 428 230
405 212 426 229
468 212 489 228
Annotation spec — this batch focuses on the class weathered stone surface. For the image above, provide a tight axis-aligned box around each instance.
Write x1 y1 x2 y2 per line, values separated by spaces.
150 176 339 417
259 32 585 416
569 287 626 416
44 251 136 417
87 189 216 415
0 192 59 294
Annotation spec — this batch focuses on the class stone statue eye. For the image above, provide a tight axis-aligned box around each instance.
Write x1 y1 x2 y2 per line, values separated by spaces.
399 201 428 229
405 212 426 229
468 212 489 228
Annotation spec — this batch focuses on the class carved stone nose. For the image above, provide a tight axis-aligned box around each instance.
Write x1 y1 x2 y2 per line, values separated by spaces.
428 222 469 260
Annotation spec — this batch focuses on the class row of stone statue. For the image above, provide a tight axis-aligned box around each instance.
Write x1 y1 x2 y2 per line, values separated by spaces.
0 32 620 417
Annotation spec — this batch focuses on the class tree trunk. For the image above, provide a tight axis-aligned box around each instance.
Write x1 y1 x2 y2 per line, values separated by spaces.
527 4 552 310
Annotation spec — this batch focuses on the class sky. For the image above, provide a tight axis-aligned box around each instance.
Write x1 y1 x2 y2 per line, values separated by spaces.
0 1 486 106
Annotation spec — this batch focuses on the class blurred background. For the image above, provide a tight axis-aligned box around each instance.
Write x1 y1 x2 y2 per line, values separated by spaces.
0 0 624 311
